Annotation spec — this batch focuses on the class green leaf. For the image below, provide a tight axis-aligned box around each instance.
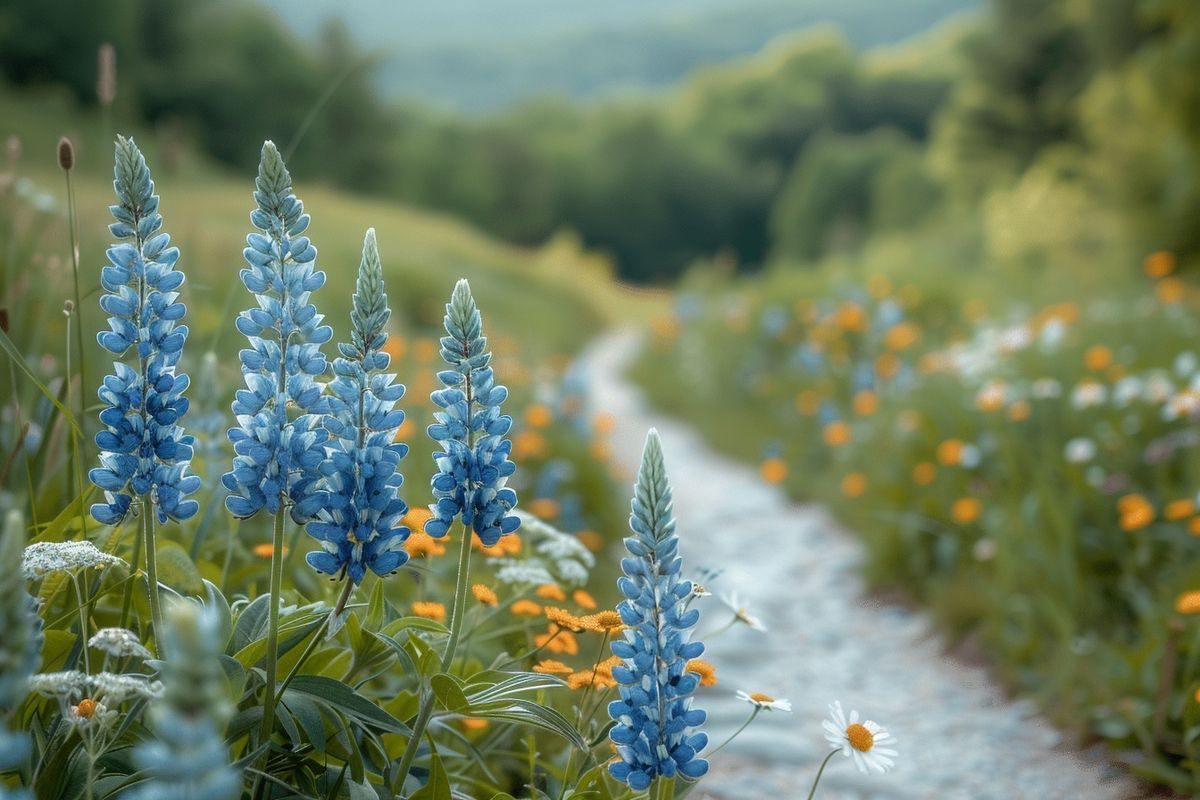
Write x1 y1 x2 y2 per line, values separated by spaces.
0 326 82 437
365 577 386 631
431 673 470 713
285 675 411 735
155 541 204 594
40 630 78 672
462 699 586 750
204 580 233 646
231 594 270 653
30 488 95 543
408 749 451 800
387 615 451 637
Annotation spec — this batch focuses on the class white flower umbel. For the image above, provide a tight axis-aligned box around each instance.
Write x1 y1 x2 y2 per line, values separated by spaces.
736 690 792 712
822 700 898 774
88 628 152 660
22 541 126 580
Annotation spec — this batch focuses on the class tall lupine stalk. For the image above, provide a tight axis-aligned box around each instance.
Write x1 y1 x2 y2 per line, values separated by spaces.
396 279 518 790
0 510 43 785
305 228 410 615
90 136 199 651
608 430 708 793
129 600 240 800
222 141 331 748
426 278 519 667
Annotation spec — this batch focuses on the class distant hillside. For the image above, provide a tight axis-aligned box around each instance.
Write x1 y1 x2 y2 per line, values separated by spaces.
260 0 980 111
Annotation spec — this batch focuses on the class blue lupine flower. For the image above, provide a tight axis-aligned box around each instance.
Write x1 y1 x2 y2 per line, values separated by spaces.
90 136 199 526
129 600 240 800
608 430 708 791
425 279 519 546
0 511 42 772
223 141 332 524
305 229 410 584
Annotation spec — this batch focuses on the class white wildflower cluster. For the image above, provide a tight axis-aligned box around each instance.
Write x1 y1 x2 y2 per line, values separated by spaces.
88 628 152 660
22 541 126 580
489 511 596 587
490 559 556 587
28 670 163 704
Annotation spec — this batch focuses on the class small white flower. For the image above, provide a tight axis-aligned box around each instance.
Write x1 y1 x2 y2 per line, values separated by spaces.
1071 381 1107 410
736 690 791 712
1064 437 1097 464
959 443 982 469
22 541 126 580
1031 378 1062 399
822 701 898 774
88 628 151 660
721 592 767 632
1176 351 1197 377
1113 376 1143 408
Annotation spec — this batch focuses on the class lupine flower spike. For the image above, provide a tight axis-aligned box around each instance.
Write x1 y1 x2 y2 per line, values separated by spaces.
90 136 199 526
223 140 331 523
0 511 43 775
426 278 519 544
222 140 330 750
608 429 709 791
129 600 240 800
305 229 410 599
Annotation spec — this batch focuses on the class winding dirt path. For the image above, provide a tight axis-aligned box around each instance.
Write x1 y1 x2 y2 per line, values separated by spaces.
577 329 1139 800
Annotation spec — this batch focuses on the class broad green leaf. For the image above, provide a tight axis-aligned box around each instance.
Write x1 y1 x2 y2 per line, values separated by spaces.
431 673 469 713
408 750 451 800
286 675 411 735
231 594 270 653
40 630 77 672
155 541 204 594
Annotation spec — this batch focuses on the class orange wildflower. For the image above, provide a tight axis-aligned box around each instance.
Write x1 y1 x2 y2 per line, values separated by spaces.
912 462 936 486
411 601 446 622
823 421 851 448
686 659 717 687
936 439 964 466
536 584 566 601
1165 499 1196 522
525 403 553 429
511 599 543 616
573 589 597 609
1176 590 1200 614
840 473 867 499
1084 345 1113 372
472 584 498 606
528 498 560 520
532 659 574 675
852 390 879 416
759 457 788 484
951 497 982 524
1144 251 1176 278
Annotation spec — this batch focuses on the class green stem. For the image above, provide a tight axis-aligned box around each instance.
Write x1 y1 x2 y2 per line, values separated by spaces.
275 580 354 701
706 708 759 757
72 575 90 673
805 750 839 800
64 167 87 422
440 521 474 672
259 502 287 753
117 517 140 632
142 502 162 655
395 689 437 797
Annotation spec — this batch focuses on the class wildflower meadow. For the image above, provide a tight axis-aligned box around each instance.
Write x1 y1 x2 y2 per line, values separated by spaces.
4 1 1200 798
0 136 891 800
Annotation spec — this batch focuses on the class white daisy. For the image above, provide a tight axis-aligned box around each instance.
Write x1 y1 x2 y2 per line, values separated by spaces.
736 690 791 712
822 701 898 774
721 592 767 632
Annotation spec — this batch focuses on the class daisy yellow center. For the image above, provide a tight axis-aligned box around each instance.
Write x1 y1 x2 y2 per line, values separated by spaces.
845 722 874 752
74 698 97 719
749 692 774 703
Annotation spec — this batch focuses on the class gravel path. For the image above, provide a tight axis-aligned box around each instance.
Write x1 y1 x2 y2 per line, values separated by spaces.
577 330 1141 800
